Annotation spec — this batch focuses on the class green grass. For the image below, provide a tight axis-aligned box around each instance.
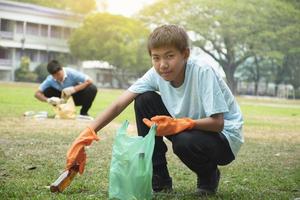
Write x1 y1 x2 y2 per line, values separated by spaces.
0 82 299 199
0 82 135 122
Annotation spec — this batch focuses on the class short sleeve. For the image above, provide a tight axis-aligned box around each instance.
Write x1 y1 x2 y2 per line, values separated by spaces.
200 67 229 117
39 75 52 92
68 68 87 83
128 67 158 94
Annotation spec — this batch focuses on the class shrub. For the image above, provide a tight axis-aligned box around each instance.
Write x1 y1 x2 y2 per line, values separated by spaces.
15 57 37 82
34 63 48 83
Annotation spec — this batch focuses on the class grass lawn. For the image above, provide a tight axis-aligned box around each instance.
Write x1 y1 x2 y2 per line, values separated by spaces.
0 82 299 199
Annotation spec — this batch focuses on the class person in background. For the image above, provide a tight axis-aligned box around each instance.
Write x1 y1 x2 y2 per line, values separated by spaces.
34 60 97 116
66 25 244 196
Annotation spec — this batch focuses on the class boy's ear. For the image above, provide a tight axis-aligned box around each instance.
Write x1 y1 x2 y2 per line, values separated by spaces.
183 48 190 59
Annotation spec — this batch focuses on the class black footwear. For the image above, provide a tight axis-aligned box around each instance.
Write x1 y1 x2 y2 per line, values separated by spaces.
80 112 89 116
152 175 173 192
196 168 220 196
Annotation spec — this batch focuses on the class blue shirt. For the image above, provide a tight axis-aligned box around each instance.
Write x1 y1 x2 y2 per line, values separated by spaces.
39 67 88 92
128 58 244 157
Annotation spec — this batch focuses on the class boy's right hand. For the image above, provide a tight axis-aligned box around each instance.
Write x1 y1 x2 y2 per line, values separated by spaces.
47 97 63 106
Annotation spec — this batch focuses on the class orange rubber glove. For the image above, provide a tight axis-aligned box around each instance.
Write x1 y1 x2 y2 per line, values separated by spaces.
143 115 196 136
66 127 99 174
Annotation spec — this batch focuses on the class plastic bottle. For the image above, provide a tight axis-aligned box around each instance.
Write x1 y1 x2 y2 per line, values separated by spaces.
50 164 79 193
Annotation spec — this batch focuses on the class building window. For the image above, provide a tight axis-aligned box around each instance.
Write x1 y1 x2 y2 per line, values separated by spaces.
16 21 24 34
63 28 71 39
27 23 39 35
40 51 48 62
0 19 11 31
24 49 38 62
51 26 62 38
16 49 23 60
41 25 48 37
0 48 7 59
48 52 59 60
0 48 11 66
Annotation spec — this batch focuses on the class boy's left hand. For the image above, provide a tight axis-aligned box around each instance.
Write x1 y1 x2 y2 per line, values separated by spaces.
62 86 76 97
143 115 196 136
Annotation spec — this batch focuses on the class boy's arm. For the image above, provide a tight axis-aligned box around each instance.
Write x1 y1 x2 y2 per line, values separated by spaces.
73 79 92 92
90 90 138 132
143 113 224 136
35 90 48 102
193 113 224 133
65 90 138 173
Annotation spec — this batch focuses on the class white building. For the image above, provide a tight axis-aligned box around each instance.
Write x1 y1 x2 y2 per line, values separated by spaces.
0 0 82 81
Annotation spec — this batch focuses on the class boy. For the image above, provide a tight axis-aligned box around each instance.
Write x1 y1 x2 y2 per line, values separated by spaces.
35 60 97 116
66 25 243 196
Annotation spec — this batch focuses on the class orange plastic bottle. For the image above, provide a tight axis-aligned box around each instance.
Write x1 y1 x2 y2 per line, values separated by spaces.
50 164 79 193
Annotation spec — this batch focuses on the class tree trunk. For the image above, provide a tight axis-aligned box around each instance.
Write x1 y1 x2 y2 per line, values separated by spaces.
275 84 279 97
223 65 236 94
265 81 269 96
254 82 258 96
254 56 261 96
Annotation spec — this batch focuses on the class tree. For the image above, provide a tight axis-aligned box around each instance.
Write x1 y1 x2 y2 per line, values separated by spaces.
34 63 48 83
139 0 299 94
139 0 255 93
237 57 275 96
15 56 37 82
283 52 300 91
69 13 150 87
12 0 96 14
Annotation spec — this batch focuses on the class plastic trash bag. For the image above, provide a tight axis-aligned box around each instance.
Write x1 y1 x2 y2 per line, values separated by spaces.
109 121 156 200
53 97 76 119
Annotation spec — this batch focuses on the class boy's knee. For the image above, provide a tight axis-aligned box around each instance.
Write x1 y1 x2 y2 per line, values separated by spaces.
134 91 159 109
43 87 61 98
172 133 194 156
86 84 97 95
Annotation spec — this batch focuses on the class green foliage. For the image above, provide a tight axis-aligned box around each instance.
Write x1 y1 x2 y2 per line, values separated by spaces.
63 0 96 14
293 88 300 99
14 56 37 82
283 51 300 89
69 13 150 74
11 0 96 14
34 63 48 83
139 0 300 94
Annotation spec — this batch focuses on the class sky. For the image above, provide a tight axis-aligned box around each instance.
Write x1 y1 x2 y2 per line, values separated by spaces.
96 0 156 17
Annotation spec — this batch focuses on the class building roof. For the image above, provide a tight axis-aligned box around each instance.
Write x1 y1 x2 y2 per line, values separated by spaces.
82 61 115 70
0 0 83 27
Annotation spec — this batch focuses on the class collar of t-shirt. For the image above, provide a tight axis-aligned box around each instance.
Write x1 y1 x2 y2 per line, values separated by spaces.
53 68 68 84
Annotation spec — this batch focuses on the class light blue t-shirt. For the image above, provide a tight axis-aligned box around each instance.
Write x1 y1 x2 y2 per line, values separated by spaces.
39 67 88 92
128 58 244 157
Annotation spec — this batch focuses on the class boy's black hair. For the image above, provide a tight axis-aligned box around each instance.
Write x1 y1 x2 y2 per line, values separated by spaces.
147 24 190 55
47 60 62 74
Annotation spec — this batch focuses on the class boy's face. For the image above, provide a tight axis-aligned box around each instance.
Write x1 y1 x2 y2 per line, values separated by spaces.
151 46 189 87
52 69 64 82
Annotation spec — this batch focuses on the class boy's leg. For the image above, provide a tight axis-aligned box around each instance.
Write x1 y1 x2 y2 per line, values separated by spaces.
72 84 97 115
43 87 61 98
170 130 234 195
134 91 172 191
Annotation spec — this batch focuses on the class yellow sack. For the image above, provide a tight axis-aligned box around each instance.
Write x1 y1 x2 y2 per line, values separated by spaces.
53 97 76 119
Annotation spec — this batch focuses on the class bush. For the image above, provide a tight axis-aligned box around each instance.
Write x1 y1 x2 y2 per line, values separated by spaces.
15 57 37 82
34 63 48 83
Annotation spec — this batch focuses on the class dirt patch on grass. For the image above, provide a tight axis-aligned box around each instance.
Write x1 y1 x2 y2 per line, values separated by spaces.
244 127 300 143
0 116 138 137
1 116 298 142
